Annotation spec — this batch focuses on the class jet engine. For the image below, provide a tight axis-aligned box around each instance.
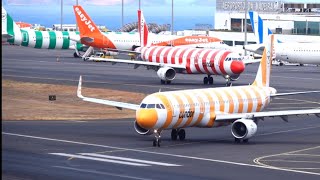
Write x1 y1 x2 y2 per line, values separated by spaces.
134 120 153 135
157 67 176 81
231 119 257 139
104 51 119 56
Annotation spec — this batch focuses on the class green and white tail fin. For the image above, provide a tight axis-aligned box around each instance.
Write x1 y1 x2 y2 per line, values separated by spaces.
2 7 21 41
252 34 274 87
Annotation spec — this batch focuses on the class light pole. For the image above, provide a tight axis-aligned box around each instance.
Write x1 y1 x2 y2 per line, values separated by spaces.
122 0 124 27
60 0 63 31
171 0 174 35
139 0 141 10
244 0 248 55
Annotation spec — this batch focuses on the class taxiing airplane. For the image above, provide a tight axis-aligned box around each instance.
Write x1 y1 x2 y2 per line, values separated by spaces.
2 7 85 57
77 34 320 147
73 5 235 57
76 6 246 85
246 11 320 65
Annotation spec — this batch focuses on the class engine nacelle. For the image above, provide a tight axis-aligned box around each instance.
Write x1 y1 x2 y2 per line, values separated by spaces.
157 67 176 81
231 119 257 139
134 120 153 135
104 51 119 56
230 74 240 81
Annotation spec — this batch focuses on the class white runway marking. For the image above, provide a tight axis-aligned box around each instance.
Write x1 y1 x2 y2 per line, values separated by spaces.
80 153 181 166
53 166 151 180
3 132 320 176
50 153 149 166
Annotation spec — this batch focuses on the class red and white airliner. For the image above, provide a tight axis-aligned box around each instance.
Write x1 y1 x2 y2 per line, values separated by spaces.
74 5 246 85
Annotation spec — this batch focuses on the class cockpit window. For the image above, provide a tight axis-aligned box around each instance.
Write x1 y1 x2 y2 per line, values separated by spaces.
147 104 155 108
140 103 147 108
156 104 161 109
160 104 165 109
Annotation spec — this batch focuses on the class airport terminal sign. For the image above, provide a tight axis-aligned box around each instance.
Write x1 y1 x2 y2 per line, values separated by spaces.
217 0 280 12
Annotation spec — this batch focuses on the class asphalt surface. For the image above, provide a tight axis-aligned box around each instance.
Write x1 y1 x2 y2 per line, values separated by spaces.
2 45 320 180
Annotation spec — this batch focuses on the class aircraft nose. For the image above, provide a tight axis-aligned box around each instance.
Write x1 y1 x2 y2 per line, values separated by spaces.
230 60 245 74
136 109 158 129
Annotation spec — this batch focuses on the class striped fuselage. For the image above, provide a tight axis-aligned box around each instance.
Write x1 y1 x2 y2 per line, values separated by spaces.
137 46 244 75
7 29 83 50
136 85 275 130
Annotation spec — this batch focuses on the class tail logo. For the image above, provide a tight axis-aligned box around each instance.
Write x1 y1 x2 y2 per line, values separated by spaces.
74 7 95 32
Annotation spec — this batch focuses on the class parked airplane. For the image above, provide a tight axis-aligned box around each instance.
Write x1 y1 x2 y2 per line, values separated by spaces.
77 34 320 147
73 5 237 57
2 7 85 57
76 6 246 85
246 11 320 65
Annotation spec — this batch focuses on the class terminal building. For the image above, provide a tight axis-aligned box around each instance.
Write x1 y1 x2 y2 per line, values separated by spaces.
179 0 320 46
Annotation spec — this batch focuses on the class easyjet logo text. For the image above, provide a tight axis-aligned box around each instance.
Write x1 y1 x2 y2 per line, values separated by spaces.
75 7 95 32
185 38 209 43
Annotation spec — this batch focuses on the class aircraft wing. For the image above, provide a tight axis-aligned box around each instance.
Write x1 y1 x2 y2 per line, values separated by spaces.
215 109 320 121
77 76 139 110
244 44 265 55
2 34 13 39
87 57 187 70
271 91 320 97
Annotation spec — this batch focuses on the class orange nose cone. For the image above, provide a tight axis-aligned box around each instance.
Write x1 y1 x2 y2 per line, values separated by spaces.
136 109 158 129
231 61 245 74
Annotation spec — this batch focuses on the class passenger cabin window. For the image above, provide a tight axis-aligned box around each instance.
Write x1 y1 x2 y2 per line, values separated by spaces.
140 103 147 108
140 103 165 109
147 104 155 108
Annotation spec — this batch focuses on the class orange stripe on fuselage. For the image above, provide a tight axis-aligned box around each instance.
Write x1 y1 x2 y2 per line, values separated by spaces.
224 90 234 113
211 90 224 113
192 92 205 127
251 87 263 112
242 88 253 112
172 94 185 129
232 89 243 113
155 94 173 129
181 92 195 128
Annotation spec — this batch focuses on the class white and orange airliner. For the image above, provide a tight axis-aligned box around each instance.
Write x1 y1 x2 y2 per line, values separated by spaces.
75 5 247 85
77 34 320 147
73 5 231 53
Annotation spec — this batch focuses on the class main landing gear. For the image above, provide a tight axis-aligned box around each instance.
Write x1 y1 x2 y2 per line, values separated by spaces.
171 129 186 141
234 138 249 144
161 80 171 84
203 75 214 85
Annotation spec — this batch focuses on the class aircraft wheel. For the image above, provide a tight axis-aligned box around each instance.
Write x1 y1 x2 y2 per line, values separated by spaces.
171 129 178 140
209 77 213 84
203 77 208 84
178 129 186 141
161 80 165 84
73 52 79 58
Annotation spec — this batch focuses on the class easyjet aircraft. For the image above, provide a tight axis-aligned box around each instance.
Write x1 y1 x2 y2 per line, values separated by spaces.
73 5 232 55
77 6 246 85
77 34 320 147
2 7 85 57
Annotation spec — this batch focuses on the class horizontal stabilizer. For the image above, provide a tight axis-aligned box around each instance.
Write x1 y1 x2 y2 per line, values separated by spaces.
271 91 320 97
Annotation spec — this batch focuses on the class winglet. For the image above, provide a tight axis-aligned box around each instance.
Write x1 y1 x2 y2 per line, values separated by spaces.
77 76 84 98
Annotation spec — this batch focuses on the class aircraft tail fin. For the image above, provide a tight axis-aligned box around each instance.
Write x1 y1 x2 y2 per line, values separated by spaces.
138 10 149 47
73 5 102 38
249 11 273 44
2 7 20 40
252 34 274 87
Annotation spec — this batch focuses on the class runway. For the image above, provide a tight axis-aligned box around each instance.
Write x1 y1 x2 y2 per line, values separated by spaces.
2 45 320 179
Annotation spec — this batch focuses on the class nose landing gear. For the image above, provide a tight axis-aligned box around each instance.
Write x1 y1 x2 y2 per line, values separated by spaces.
152 130 161 147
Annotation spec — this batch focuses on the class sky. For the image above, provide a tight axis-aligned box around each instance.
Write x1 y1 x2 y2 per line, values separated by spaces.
3 0 318 30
